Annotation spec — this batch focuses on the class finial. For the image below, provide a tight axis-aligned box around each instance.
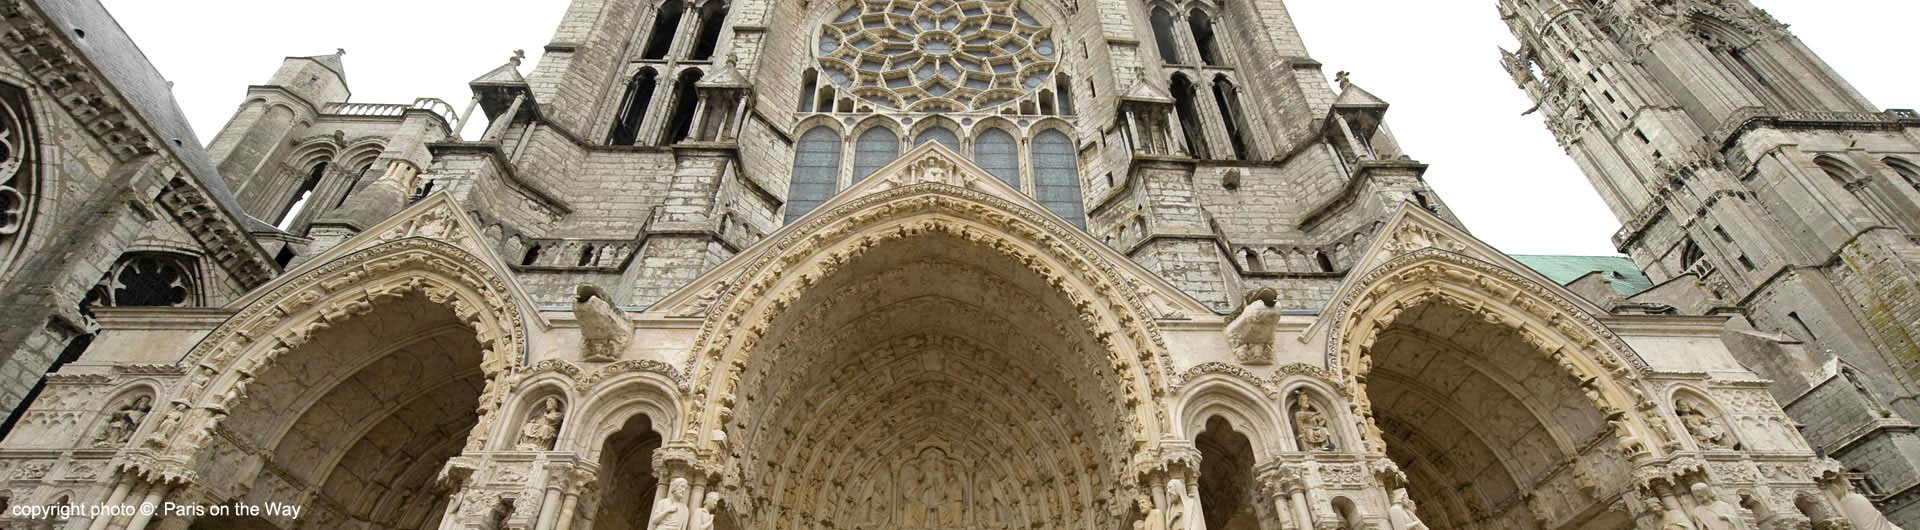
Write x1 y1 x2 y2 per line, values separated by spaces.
725 52 739 67
1335 71 1351 90
336 48 346 56
510 49 526 67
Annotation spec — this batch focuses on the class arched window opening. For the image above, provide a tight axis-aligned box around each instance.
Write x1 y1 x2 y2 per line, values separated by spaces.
786 127 843 223
973 128 1020 189
1055 73 1075 115
1242 248 1262 272
797 69 819 112
611 69 660 145
689 0 729 61
1196 417 1259 530
335 162 374 208
276 162 327 231
1170 74 1208 158
1038 89 1057 116
1887 157 1920 193
1210 76 1252 160
84 252 201 309
1188 9 1223 66
1679 238 1704 270
1149 7 1182 65
1314 250 1334 273
641 0 686 60
1820 155 1914 232
816 85 837 113
664 69 705 144
1332 497 1362 530
578 244 598 267
913 126 960 152
522 244 544 267
1031 130 1085 228
594 414 664 530
0 80 39 278
852 126 900 183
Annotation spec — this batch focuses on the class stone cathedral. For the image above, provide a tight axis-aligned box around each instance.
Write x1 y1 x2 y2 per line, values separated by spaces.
1 0 1919 528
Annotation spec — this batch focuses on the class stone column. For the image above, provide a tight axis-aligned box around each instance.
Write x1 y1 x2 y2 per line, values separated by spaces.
84 474 137 530
451 94 483 141
483 94 527 143
533 463 572 530
552 471 594 530
121 482 173 530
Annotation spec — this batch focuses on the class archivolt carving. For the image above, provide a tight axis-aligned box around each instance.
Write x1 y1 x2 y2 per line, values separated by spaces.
525 359 585 380
577 359 686 392
685 184 1174 453
1327 248 1665 457
142 238 526 465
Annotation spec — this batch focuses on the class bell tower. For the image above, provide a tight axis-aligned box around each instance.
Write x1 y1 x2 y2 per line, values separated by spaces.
1501 0 1920 521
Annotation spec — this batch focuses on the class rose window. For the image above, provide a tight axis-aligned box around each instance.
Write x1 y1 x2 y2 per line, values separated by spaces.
817 0 1058 112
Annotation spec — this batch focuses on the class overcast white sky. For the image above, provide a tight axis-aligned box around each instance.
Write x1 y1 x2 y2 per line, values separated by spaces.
99 0 1919 256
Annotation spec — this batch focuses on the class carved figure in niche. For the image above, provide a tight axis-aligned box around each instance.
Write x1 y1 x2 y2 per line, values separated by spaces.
1292 395 1335 451
1387 489 1430 530
92 395 151 447
574 283 633 361
515 396 564 451
939 460 966 527
1675 397 1735 449
861 469 891 526
649 478 691 530
693 491 720 530
1137 496 1166 530
1167 480 1189 530
975 470 1002 527
1825 479 1904 530
1687 484 1748 530
905 455 939 528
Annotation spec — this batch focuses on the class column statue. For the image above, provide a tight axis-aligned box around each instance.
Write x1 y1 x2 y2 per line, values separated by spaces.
1687 484 1748 530
1386 489 1430 530
648 478 692 530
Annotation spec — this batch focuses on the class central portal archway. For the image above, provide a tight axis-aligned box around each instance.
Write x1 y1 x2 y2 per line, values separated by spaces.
690 188 1172 530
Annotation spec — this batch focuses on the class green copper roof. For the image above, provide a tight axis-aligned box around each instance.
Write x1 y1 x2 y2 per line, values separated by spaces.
1508 255 1653 296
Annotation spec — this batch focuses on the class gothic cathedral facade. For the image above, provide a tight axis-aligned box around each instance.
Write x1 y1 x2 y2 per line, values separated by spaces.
0 0 1913 529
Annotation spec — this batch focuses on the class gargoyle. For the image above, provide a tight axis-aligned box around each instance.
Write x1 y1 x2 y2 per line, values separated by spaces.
1224 287 1283 365
574 284 633 362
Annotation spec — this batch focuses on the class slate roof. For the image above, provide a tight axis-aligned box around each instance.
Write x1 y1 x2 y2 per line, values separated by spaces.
1509 254 1654 296
37 0 270 232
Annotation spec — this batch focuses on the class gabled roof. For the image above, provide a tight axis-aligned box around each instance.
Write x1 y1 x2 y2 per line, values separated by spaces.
698 54 751 89
1332 83 1389 110
298 48 348 86
1121 69 1174 104
646 141 1215 319
40 0 269 232
470 50 529 87
1510 254 1654 296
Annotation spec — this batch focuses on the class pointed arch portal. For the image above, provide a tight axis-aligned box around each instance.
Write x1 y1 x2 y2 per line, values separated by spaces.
683 182 1175 530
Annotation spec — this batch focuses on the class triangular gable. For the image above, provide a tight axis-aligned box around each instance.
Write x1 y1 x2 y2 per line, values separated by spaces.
1302 203 1610 339
230 192 548 329
1332 84 1389 109
648 142 1214 319
471 60 528 87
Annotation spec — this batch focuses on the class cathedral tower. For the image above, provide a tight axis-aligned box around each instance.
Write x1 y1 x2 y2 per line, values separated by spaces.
1501 0 1920 520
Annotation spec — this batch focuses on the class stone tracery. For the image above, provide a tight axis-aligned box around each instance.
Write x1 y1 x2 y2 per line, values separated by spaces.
817 0 1060 112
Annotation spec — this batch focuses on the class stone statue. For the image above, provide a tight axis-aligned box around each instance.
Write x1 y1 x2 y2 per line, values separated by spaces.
1293 397 1335 451
649 478 691 530
1687 484 1747 530
1137 496 1165 530
1386 489 1430 530
574 284 633 362
92 395 151 447
1224 287 1283 365
1675 397 1735 449
1166 480 1188 530
515 396 564 451
1825 480 1904 530
692 491 720 530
